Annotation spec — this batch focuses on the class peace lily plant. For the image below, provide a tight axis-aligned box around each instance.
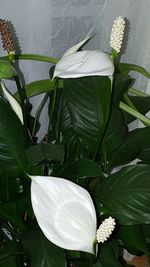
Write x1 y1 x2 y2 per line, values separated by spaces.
1 16 150 267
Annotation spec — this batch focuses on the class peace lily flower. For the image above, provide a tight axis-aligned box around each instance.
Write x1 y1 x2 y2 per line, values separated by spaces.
30 175 115 254
53 36 114 79
110 16 125 54
0 80 23 124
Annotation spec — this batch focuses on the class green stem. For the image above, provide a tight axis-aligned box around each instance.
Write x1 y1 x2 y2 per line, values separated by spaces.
128 87 150 97
119 101 150 126
111 49 117 61
123 92 137 110
1 54 59 64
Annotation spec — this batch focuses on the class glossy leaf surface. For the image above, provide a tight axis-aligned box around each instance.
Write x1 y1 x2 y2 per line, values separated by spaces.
61 76 111 158
22 230 66 267
94 164 150 224
0 98 27 176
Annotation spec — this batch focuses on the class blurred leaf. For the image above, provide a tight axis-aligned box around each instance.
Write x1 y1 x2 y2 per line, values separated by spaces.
117 225 150 256
108 126 150 168
0 98 27 176
0 240 23 267
117 63 150 78
0 60 17 79
94 164 150 224
26 143 64 166
22 229 66 267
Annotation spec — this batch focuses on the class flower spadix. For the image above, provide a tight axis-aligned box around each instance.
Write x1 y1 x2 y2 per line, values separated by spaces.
0 80 23 124
53 36 114 79
30 175 97 254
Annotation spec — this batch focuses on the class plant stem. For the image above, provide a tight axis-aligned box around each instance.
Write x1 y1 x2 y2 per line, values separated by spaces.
111 48 117 61
119 101 150 126
1 54 59 64
128 87 150 97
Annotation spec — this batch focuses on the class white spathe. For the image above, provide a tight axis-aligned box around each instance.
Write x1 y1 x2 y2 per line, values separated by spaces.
30 175 97 254
53 37 114 79
0 80 23 124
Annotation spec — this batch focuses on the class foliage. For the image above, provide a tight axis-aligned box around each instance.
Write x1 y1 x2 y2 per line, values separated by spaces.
0 22 150 267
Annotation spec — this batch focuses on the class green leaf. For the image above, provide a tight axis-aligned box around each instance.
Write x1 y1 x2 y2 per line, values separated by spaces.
0 60 17 79
0 98 27 176
0 201 26 231
123 95 150 125
94 240 123 267
117 63 150 78
26 143 64 166
117 225 150 256
113 73 133 105
58 158 102 179
22 230 66 267
143 224 150 247
14 79 63 100
94 164 150 224
108 126 150 168
0 241 23 267
102 108 127 159
61 76 112 158
139 148 150 164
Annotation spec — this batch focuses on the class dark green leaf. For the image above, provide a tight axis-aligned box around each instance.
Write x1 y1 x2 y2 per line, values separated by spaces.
0 98 27 176
113 73 133 105
14 79 63 100
0 202 26 231
61 76 112 158
117 63 150 78
26 143 64 166
123 95 150 125
0 60 17 79
139 148 150 164
102 108 127 159
0 241 23 267
22 229 66 267
117 225 150 256
143 224 150 247
94 164 150 224
108 127 150 168
59 158 102 179
94 240 123 267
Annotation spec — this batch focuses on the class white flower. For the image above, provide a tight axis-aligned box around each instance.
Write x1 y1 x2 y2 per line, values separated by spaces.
0 80 23 124
96 217 116 243
110 16 125 53
30 175 97 254
53 36 114 79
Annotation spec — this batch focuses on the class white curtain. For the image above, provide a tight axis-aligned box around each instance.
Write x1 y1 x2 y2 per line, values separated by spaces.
0 0 150 137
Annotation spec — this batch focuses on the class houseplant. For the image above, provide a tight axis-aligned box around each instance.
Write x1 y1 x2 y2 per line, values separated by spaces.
0 16 150 266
